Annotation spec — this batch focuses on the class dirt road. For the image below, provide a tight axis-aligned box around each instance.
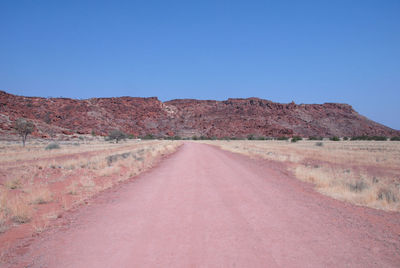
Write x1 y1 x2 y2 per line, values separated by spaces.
8 142 400 267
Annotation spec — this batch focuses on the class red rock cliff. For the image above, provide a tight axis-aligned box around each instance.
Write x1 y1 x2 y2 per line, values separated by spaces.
0 91 398 138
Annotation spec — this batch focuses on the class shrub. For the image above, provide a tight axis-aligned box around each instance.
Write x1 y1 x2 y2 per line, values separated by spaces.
347 181 368 192
369 136 387 141
308 136 323 140
291 136 302 143
14 118 35 147
45 143 60 150
315 142 324 147
127 134 135 139
351 136 387 141
108 130 127 143
377 187 398 203
330 136 340 141
106 152 132 166
5 178 21 189
343 137 349 140
247 134 255 140
192 136 198 140
351 136 369 141
277 136 289 141
390 136 400 141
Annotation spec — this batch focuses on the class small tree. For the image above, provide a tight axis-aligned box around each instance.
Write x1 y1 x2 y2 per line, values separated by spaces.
14 118 35 147
108 130 126 143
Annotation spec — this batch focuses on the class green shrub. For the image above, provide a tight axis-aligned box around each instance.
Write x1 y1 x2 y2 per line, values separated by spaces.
309 136 323 140
277 136 289 140
343 137 349 140
142 134 155 140
351 135 387 141
192 136 198 140
247 134 255 140
45 143 60 150
351 135 369 141
390 136 400 141
108 130 127 143
291 136 302 143
369 136 387 141
315 142 324 147
330 136 340 141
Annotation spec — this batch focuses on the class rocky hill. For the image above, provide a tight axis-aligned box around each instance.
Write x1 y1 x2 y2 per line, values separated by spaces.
0 90 398 138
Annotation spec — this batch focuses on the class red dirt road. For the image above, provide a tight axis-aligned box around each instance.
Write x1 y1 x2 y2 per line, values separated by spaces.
7 142 400 267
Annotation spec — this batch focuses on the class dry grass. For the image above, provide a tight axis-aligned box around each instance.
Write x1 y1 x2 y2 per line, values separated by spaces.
27 186 53 204
8 195 32 223
201 140 400 211
4 178 21 190
0 139 182 237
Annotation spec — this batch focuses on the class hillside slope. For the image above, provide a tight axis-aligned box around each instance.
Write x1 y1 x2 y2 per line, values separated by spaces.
0 91 398 138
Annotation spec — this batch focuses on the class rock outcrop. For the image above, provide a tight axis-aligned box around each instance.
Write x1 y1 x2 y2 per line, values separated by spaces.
0 90 398 138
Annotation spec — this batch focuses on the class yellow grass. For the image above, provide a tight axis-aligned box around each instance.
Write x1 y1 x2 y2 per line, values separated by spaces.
201 140 400 211
8 195 32 223
27 186 53 204
0 139 182 236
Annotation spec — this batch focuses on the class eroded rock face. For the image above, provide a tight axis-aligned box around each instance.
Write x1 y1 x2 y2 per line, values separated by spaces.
0 90 398 138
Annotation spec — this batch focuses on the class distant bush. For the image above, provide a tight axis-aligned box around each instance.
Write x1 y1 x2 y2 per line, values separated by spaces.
247 134 255 140
164 135 182 140
191 136 198 140
343 137 349 141
330 136 340 141
351 135 369 141
277 136 289 141
390 136 400 141
315 142 324 147
45 143 60 150
369 136 387 141
142 134 155 140
291 136 302 143
108 130 127 143
127 134 135 139
308 136 323 140
351 135 387 141
377 187 398 203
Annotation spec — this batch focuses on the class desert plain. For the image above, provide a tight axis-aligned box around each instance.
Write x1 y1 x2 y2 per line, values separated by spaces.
0 137 399 267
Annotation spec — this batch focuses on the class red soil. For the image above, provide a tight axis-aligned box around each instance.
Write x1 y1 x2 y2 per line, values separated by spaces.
2 143 399 267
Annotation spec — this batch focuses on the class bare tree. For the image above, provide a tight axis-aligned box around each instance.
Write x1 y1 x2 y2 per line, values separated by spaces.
108 130 126 143
14 118 35 147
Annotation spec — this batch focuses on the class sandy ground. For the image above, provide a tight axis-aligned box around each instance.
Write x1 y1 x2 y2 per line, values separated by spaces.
4 142 400 267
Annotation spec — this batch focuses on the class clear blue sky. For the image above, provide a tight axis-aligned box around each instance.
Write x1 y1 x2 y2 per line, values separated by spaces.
1 1 399 129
